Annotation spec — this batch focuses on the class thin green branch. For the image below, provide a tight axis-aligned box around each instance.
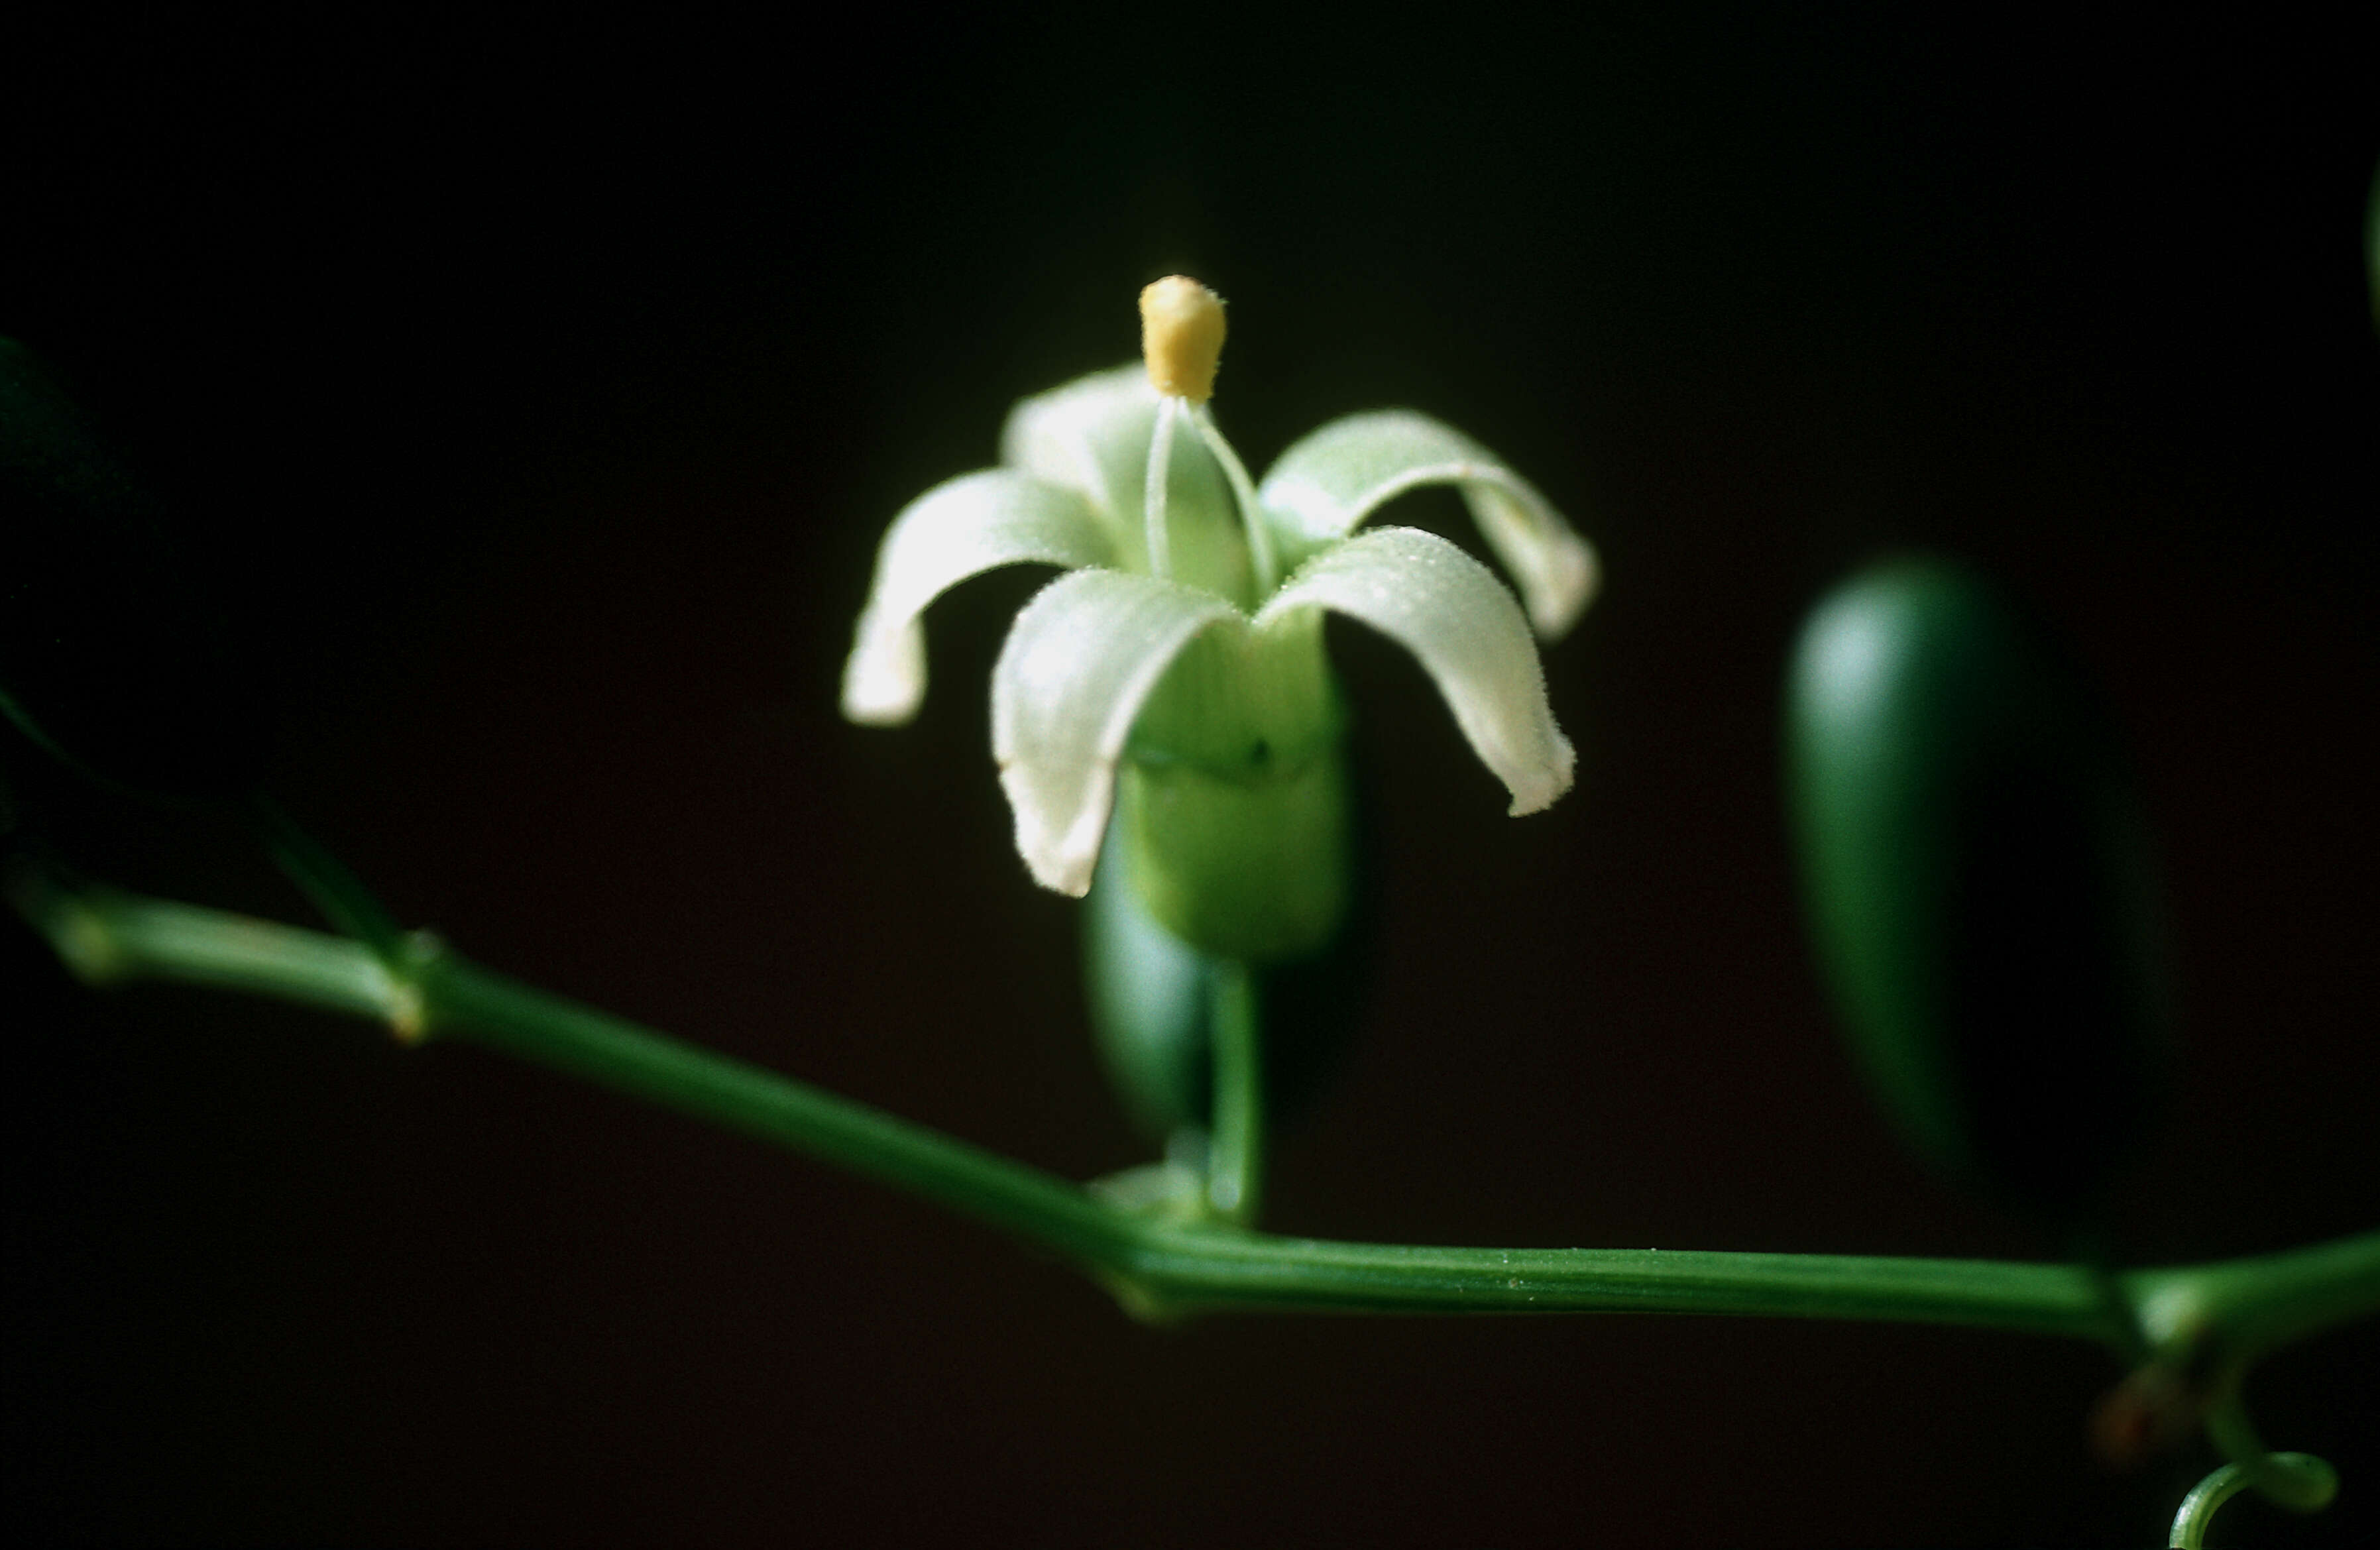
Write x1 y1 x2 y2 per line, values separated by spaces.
15 875 2380 1362
26 883 408 1024
427 951 1133 1265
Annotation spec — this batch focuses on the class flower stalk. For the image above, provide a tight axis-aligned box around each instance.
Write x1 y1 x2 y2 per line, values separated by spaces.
16 871 2378 1351
1203 960 1264 1224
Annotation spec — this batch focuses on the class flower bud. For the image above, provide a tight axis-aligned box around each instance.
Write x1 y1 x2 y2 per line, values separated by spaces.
1785 559 2171 1221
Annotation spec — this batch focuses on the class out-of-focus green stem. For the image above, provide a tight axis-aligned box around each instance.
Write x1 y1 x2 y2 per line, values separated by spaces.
1204 961 1263 1225
14 876 2380 1357
30 885 406 1021
2134 1230 2380 1370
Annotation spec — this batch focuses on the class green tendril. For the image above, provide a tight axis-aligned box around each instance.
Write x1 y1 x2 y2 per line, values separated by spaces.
2169 1452 2338 1548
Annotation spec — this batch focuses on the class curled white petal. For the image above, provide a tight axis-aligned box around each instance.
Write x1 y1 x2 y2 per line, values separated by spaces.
998 363 1161 557
1257 410 1599 639
841 470 1114 726
992 569 1240 895
1261 527 1574 815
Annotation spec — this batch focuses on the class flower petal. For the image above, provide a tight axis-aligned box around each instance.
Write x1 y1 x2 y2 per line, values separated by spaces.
992 569 1241 895
1257 410 1598 639
841 469 1115 726
998 362 1161 562
1259 527 1574 815
999 363 1256 596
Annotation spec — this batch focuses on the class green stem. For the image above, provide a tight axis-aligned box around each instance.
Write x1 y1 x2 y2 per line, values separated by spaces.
432 952 1135 1261
16 877 2380 1355
27 885 406 1021
2071 1227 2149 1366
1204 960 1263 1225
2134 1229 2380 1368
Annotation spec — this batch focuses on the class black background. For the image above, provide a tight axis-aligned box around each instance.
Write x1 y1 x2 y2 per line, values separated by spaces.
6 6 2377 1545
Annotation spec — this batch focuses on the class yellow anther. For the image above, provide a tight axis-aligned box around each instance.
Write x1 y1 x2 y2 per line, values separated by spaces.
1139 276 1227 402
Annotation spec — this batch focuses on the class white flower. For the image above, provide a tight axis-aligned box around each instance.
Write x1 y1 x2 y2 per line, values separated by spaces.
843 278 1595 960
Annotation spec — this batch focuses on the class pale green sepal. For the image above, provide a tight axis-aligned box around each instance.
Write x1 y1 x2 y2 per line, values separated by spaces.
1257 410 1599 639
991 569 1238 895
842 469 1116 726
1260 526 1575 815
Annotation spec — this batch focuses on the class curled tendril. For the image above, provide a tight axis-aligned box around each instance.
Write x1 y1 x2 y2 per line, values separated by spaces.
2169 1451 2338 1548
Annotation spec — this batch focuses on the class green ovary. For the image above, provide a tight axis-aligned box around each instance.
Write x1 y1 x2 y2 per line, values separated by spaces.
1119 747 1349 963
1121 614 1350 962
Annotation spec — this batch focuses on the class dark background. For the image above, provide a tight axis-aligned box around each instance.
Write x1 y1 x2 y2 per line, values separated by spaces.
6 6 2376 1545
